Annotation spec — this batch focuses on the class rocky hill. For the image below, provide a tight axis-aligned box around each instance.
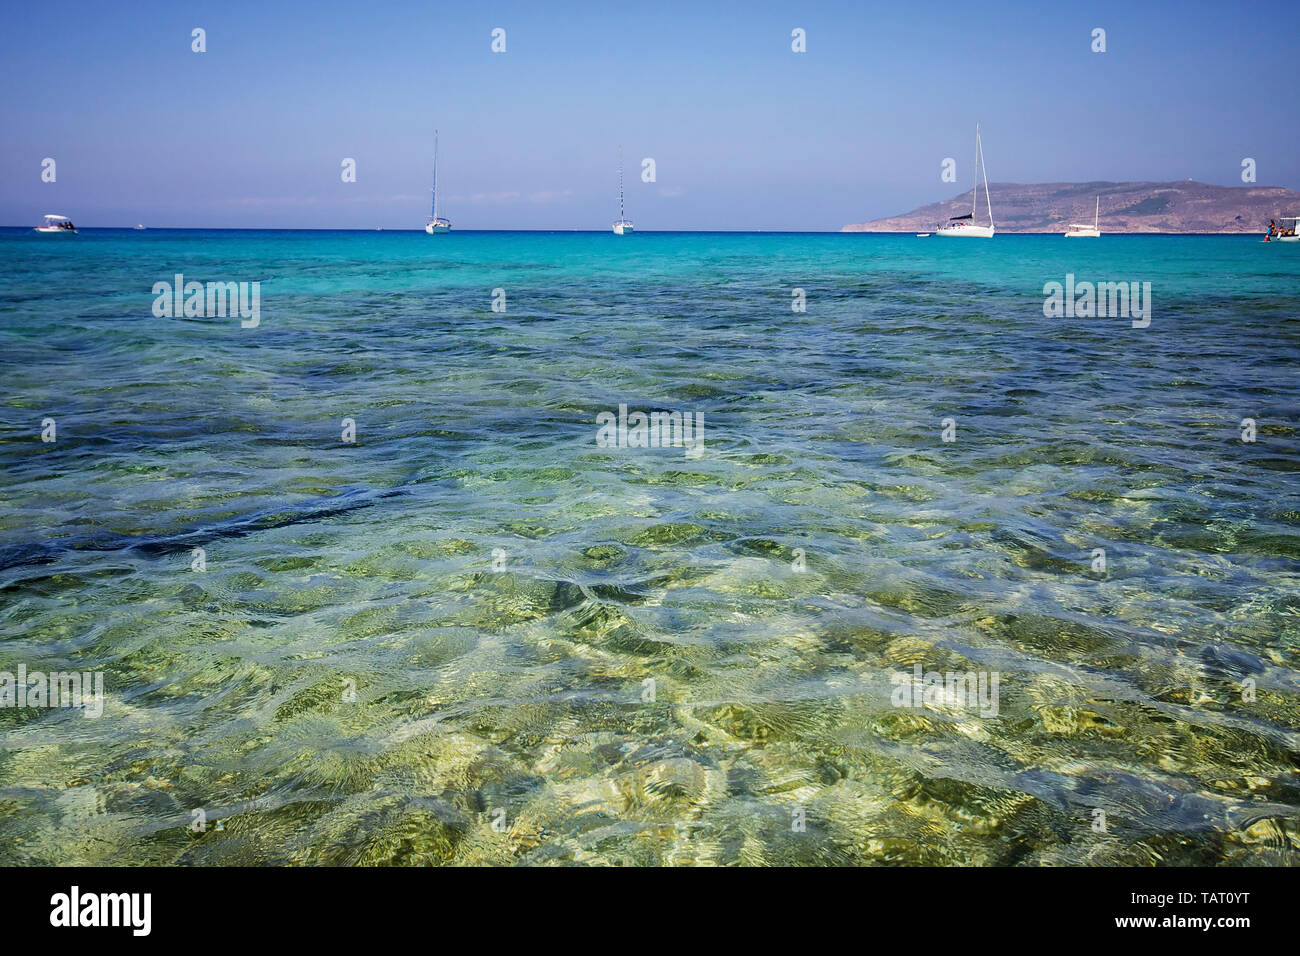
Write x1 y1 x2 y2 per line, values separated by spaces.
843 181 1300 233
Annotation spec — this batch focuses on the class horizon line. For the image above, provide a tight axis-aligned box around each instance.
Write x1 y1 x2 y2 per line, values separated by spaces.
1 226 1271 236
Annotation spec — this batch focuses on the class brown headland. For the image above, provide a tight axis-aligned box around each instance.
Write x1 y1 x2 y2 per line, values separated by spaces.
844 181 1300 233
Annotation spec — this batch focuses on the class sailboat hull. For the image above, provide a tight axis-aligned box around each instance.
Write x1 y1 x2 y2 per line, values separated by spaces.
937 224 994 238
425 220 451 234
612 221 633 235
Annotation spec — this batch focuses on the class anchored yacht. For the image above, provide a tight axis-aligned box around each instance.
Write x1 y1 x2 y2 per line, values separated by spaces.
937 125 994 238
425 130 451 234
612 146 634 235
1064 196 1101 238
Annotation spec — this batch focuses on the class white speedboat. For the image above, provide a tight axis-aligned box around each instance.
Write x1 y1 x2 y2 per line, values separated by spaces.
35 214 77 234
937 125 994 238
612 146 633 235
424 130 452 234
1064 196 1101 238
915 233 931 237
1266 216 1299 242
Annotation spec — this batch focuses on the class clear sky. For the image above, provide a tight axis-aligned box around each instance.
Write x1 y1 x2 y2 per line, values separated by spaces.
2 0 1297 229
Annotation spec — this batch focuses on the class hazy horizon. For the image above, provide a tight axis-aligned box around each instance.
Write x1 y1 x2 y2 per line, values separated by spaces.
0 224 1281 234
3 0 1297 230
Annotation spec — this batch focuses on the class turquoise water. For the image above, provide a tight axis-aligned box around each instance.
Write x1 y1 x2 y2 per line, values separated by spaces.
1 229 1298 865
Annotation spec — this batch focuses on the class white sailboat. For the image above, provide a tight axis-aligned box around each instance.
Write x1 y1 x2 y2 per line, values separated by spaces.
424 130 451 234
937 124 994 238
612 146 634 235
1064 195 1101 238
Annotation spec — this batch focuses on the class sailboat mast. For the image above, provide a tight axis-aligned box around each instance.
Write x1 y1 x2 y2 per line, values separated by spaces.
972 125 979 218
432 130 439 221
1094 195 1099 230
979 126 993 227
619 145 625 221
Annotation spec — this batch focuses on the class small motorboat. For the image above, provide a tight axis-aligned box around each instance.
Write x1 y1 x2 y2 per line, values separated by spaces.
916 233 931 237
1265 216 1299 242
35 214 77 234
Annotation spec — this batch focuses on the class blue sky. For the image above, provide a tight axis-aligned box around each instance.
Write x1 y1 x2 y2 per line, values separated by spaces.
2 0 1297 229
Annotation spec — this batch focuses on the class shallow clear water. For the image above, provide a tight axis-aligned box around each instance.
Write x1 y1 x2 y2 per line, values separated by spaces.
1 229 1297 865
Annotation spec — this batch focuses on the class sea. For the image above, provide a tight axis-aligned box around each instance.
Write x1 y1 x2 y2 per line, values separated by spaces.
0 228 1297 865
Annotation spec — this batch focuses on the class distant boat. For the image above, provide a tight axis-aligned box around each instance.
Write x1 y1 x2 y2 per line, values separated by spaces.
424 130 451 235
134 224 146 230
915 233 931 237
612 145 634 235
1064 196 1101 238
35 214 76 234
937 125 994 238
